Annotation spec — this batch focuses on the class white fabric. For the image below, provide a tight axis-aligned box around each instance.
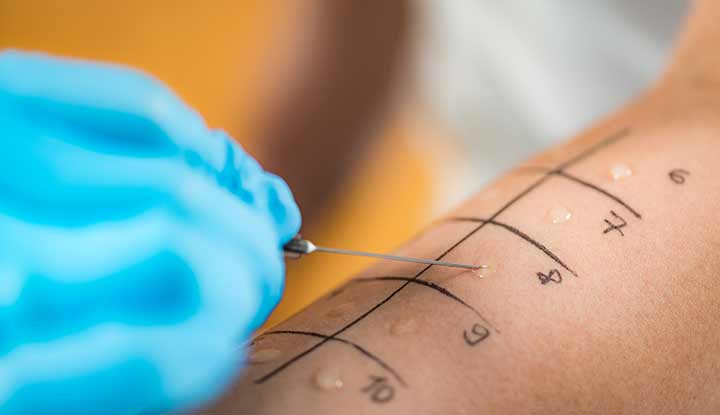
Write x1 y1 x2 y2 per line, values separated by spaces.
416 1 689 196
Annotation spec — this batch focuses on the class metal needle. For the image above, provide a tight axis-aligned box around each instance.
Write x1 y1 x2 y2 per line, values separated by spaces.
284 237 486 271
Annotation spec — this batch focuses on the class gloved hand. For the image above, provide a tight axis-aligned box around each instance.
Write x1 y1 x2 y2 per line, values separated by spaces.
0 50 300 413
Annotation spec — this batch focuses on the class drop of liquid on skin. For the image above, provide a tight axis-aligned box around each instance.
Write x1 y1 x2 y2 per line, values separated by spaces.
473 264 495 278
546 205 572 224
247 348 282 364
313 368 344 391
609 163 633 181
325 301 354 318
390 318 417 335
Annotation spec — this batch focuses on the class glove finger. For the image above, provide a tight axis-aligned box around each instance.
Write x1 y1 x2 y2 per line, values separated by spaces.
263 172 302 243
0 170 284 331
0 113 176 226
0 50 207 157
0 202 274 411
0 122 287 326
170 172 287 329
210 130 301 243
0 50 229 178
0 74 301 242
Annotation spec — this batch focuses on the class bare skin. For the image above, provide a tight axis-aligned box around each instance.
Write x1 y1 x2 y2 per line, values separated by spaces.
207 2 720 413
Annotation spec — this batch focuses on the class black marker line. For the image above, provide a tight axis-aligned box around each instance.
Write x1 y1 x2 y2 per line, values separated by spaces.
253 273 426 383
511 167 641 219
258 330 407 387
518 166 642 219
350 276 497 331
255 128 631 384
254 174 554 384
448 217 578 277
551 171 642 219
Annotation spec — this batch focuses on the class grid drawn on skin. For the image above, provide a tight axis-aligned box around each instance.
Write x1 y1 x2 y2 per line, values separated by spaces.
254 128 633 384
253 269 501 388
257 330 407 386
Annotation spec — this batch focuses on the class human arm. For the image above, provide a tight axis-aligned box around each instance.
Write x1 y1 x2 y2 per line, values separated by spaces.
206 2 720 413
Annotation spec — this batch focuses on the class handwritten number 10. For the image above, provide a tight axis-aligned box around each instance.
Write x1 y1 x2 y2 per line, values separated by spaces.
362 376 394 404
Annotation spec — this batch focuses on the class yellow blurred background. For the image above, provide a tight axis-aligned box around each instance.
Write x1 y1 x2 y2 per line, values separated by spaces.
0 0 438 327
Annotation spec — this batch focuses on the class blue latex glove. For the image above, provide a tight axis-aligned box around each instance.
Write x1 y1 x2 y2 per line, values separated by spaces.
0 50 300 413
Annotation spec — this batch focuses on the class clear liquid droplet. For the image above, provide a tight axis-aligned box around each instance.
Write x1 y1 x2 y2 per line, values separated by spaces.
248 348 282 364
609 163 633 181
313 368 344 391
390 318 417 335
546 205 572 224
473 264 495 278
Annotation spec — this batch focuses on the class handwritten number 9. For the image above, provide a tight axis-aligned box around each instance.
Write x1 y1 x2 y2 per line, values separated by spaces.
669 169 690 185
463 323 490 346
